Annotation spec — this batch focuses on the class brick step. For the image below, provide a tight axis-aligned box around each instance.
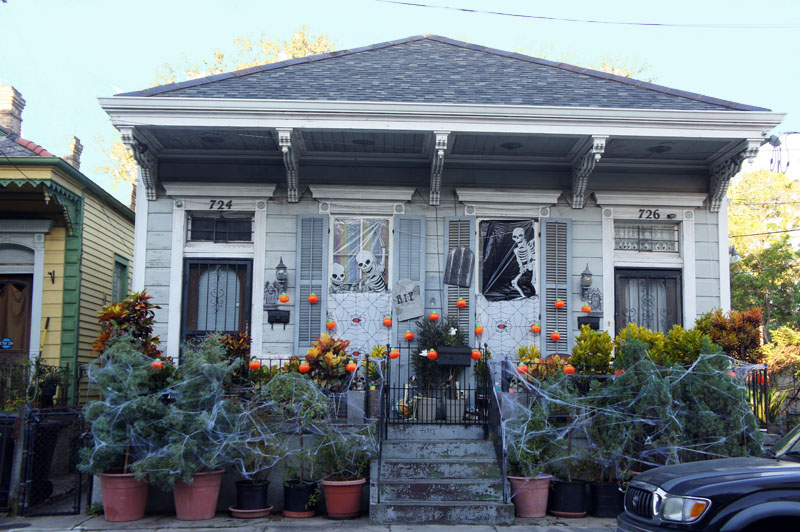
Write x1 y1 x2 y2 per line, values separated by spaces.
379 457 500 479
375 478 503 502
381 438 495 459
370 500 514 525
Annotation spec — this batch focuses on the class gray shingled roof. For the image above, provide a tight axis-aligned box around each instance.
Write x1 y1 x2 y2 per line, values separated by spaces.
119 35 768 112
0 130 43 157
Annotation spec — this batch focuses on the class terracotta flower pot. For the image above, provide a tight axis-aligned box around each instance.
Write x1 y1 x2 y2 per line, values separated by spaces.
508 475 550 518
322 478 365 518
98 472 148 522
173 468 225 521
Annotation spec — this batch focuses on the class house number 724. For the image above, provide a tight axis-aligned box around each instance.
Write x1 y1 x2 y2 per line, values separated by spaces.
209 199 233 210
638 209 660 219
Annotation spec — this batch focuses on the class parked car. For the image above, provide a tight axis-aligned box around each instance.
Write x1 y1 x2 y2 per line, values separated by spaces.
617 423 800 531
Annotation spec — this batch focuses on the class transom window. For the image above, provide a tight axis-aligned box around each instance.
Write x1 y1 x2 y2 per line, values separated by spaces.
331 217 390 292
614 223 679 253
188 213 253 243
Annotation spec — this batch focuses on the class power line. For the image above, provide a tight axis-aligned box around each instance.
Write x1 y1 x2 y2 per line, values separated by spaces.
730 228 800 238
375 1 800 29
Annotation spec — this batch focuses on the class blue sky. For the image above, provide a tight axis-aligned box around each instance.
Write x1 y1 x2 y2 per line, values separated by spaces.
1 0 798 203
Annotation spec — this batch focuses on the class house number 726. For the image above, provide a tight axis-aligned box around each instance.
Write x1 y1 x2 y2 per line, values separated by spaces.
638 208 660 219
209 199 233 210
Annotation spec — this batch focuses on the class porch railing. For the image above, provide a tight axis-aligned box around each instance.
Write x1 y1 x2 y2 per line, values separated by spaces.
486 361 507 503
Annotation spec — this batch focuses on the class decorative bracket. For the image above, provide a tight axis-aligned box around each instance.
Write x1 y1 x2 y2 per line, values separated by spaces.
708 138 761 212
429 131 449 206
120 127 158 201
277 128 299 203
571 135 607 209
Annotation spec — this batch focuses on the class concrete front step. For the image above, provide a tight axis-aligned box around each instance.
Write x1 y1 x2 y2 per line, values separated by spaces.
381 438 495 459
386 424 486 440
379 457 500 479
377 478 503 501
371 500 515 525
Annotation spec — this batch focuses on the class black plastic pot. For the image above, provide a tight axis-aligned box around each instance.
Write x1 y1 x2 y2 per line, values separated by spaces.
283 480 317 515
590 481 623 518
235 480 268 510
549 480 588 517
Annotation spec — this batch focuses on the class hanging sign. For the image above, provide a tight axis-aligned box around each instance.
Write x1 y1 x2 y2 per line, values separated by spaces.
0 337 13 349
393 279 424 322
444 247 474 288
481 220 537 301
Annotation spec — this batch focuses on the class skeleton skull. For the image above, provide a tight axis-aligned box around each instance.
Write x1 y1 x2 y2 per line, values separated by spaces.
512 227 525 244
356 250 376 273
330 263 345 288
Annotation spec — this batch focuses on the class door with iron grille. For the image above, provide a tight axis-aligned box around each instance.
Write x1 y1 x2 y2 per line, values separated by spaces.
615 269 682 335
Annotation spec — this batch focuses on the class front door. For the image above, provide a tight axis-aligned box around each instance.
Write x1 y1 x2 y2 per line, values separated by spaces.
0 275 33 363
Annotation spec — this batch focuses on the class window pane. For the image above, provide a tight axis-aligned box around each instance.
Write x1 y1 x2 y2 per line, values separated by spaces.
615 223 679 252
190 218 215 241
332 217 389 292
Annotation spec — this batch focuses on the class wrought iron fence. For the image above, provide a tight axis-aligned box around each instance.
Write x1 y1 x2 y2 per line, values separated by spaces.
485 362 507 504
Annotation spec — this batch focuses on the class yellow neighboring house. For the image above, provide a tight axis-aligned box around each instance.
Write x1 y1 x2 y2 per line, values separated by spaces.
0 85 134 392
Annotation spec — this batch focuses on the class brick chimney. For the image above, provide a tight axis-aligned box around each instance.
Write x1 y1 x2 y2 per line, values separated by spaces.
63 136 83 170
0 85 26 136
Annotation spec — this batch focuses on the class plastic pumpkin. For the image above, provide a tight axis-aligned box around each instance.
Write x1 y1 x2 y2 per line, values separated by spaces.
471 349 482 361
475 325 484 335
346 360 357 372
429 311 439 321
389 348 401 359
383 316 393 327
427 349 438 361
530 323 541 334
151 358 163 370
326 319 336 330
456 298 467 308
517 364 528 374
554 299 565 309
298 361 310 374
726 371 737 378
308 293 319 304
581 303 592 313
551 331 561 342
404 330 415 341
757 373 767 385
279 293 290 303
563 364 575 375
614 368 625 377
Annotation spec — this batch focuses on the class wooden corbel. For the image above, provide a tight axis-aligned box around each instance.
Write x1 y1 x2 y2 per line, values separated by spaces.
429 131 449 206
571 135 608 209
277 128 299 203
708 139 761 212
120 126 158 201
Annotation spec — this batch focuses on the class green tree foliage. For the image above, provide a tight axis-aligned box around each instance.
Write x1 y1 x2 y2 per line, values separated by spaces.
695 308 764 362
412 315 466 395
763 326 800 375
570 324 613 373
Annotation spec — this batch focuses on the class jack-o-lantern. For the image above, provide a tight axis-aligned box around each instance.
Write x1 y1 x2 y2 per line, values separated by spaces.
279 293 290 303
456 298 467 308
326 319 336 330
530 323 541 334
346 360 357 372
429 311 439 321
249 359 261 371
151 358 163 370
554 299 565 309
581 303 592 313
551 331 561 342
404 330 415 341
298 361 310 374
563 364 575 375
475 325 484 335
308 293 319 304
389 348 401 359
517 364 528 374
383 316 393 327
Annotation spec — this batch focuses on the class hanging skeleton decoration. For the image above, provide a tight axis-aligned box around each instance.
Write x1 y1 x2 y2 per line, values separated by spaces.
330 263 346 293
356 249 386 292
511 227 536 299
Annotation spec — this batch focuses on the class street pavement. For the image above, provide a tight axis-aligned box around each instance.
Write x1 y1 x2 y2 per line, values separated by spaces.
0 514 616 532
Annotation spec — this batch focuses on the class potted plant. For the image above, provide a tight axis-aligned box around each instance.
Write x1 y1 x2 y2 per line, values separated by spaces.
79 334 169 522
132 335 238 521
585 380 627 518
316 424 373 518
264 373 328 518
506 400 555 517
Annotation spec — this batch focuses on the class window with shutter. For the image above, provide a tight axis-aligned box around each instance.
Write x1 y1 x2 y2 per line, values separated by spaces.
540 219 572 357
393 215 426 344
445 217 475 345
295 215 328 353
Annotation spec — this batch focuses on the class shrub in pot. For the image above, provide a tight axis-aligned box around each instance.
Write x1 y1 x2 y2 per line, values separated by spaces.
133 335 238 521
79 334 169 522
586 380 627 518
506 400 555 518
316 424 373 519
412 315 467 421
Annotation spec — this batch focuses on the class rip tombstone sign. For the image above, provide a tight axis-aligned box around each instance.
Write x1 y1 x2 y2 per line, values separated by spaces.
393 279 423 322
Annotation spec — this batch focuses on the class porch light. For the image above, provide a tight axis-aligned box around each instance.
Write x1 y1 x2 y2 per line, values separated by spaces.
580 264 593 300
275 257 288 292
729 246 743 264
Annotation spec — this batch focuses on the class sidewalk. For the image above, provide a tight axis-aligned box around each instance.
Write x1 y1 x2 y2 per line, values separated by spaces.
1 514 616 531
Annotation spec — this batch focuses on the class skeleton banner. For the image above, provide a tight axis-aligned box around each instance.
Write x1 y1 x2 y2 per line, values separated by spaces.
330 217 390 293
480 220 537 301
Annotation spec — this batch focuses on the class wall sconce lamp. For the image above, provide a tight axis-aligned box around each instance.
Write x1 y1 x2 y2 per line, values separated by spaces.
580 264 593 300
48 270 56 284
729 246 743 264
275 257 288 293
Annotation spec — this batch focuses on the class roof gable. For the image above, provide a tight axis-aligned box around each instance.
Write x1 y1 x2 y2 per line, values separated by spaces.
119 35 768 112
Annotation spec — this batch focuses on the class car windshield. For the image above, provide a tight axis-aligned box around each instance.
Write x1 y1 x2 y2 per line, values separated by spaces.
773 422 800 459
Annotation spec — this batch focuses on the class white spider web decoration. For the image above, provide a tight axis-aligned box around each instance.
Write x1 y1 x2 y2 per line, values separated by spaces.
328 292 392 353
476 295 540 355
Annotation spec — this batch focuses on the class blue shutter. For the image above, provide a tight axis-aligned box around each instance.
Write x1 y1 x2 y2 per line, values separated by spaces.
445 217 476 346
540 218 572 357
392 215 426 345
294 215 328 354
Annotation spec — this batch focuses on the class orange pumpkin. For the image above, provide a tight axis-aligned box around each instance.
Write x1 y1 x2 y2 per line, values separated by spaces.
471 349 482 361
389 348 401 359
456 298 467 308
563 364 575 375
308 293 319 304
383 316 393 327
551 331 561 342
279 293 290 303
427 349 438 361
326 319 336 330
530 323 541 334
554 299 565 309
346 360 357 372
517 364 528 374
475 325 484 335
404 330 415 341
298 361 310 374
581 303 592 313
249 359 261 371
429 311 439 321
726 371 737 378
151 358 163 370
614 368 625 377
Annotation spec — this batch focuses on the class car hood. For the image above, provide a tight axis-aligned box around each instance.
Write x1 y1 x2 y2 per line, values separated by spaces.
636 457 800 494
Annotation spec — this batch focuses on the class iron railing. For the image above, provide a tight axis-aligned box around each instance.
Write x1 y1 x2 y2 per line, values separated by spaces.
486 361 507 503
